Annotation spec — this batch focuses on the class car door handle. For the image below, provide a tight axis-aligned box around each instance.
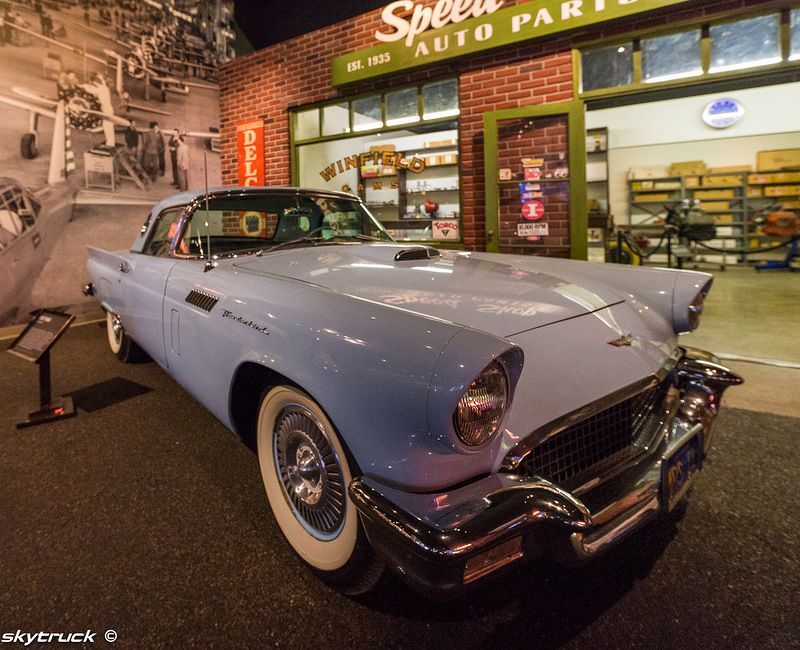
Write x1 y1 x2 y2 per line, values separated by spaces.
118 262 131 273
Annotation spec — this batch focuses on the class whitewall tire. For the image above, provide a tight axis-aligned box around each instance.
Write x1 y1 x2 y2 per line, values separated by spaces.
106 311 144 362
256 386 383 593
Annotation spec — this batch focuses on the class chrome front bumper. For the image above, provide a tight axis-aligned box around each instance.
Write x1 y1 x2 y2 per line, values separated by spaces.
349 348 742 599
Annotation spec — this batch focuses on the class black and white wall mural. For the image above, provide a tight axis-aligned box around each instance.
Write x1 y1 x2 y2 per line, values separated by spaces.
0 0 233 326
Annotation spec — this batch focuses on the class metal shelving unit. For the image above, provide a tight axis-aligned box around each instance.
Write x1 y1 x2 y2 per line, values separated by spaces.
628 170 800 266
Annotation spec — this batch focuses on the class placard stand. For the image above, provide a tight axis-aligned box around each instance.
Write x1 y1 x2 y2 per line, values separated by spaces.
7 310 77 429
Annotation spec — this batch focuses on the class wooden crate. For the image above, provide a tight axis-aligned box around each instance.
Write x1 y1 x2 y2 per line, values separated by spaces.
764 185 800 197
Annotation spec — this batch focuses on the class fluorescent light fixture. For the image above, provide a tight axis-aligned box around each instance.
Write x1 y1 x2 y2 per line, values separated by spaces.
709 56 782 74
352 121 383 132
385 116 420 127
644 68 703 83
423 108 460 120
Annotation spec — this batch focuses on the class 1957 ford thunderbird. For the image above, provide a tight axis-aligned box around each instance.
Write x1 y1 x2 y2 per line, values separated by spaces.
84 187 742 598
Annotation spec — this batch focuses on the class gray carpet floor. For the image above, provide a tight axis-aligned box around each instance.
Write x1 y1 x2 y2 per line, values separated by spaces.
2 323 798 648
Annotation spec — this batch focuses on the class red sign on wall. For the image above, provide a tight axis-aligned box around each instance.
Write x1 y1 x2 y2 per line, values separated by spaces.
521 200 545 221
236 120 265 186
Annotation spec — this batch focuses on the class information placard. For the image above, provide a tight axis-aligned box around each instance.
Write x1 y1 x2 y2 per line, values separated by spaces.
7 310 74 363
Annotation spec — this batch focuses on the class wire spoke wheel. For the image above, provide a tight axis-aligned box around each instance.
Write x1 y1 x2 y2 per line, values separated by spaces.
274 407 346 540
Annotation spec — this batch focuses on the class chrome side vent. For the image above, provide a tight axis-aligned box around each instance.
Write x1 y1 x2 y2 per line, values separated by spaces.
185 289 219 312
394 247 441 262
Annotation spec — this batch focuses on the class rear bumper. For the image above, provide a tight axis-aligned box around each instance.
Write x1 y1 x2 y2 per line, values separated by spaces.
349 347 742 599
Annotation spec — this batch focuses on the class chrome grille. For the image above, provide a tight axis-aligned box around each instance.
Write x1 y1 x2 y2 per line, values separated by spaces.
515 384 665 486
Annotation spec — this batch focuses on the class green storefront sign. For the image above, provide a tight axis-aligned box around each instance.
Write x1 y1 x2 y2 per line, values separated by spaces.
332 0 689 86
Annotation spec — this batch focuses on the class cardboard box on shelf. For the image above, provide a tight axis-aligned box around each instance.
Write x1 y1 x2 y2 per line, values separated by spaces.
779 200 800 209
628 167 669 179
748 171 800 184
716 226 734 236
702 175 743 187
424 139 457 148
693 189 735 200
746 187 764 197
669 161 707 176
634 193 670 202
631 180 654 191
764 185 800 197
684 176 700 187
699 201 731 211
714 214 734 224
708 165 752 174
757 149 800 171
653 181 682 190
370 144 396 152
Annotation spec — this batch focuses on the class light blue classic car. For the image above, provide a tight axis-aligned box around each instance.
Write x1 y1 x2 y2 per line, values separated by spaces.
85 187 742 598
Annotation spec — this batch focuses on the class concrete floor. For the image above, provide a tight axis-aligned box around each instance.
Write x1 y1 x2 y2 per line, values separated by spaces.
681 267 800 418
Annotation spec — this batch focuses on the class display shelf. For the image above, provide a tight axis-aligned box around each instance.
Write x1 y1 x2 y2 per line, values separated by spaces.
497 178 570 185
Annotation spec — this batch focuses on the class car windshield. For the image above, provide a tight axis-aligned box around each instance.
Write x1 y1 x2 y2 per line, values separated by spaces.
175 193 393 258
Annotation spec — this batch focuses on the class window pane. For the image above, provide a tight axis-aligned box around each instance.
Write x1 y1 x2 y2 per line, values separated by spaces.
294 109 319 141
791 9 800 62
642 29 702 83
710 14 781 74
322 103 350 136
581 43 633 92
386 88 419 127
422 79 458 120
352 95 382 132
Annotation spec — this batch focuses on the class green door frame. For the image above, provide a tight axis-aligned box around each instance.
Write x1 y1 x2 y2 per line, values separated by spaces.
483 101 588 259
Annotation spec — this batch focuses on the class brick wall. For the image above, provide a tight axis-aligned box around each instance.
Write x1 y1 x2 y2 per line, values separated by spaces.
221 0 777 252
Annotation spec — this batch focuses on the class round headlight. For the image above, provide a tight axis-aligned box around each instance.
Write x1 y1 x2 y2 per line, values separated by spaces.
454 361 508 447
688 290 706 331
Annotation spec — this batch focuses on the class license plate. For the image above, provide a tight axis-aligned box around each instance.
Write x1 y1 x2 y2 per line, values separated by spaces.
661 433 703 512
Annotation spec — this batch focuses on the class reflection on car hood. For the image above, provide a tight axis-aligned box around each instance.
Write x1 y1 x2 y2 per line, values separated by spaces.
232 244 628 337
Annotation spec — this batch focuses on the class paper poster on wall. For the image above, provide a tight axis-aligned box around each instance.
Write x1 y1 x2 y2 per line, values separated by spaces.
432 219 459 240
517 222 549 237
237 120 265 186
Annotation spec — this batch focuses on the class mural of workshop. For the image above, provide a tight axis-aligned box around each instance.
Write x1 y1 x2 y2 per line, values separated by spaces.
0 0 234 326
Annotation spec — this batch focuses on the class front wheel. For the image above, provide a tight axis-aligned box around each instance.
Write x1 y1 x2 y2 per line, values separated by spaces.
256 386 383 595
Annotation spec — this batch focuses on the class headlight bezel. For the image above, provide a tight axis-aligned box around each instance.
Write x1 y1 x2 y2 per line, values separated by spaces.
452 360 509 448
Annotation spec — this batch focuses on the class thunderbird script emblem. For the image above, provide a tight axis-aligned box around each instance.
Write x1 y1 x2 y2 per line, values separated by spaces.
608 333 634 347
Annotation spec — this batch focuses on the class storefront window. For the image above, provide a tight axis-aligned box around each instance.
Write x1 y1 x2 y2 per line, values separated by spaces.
296 121 460 242
422 80 459 120
386 88 419 127
642 30 702 83
322 103 350 136
353 95 382 132
709 14 781 74
294 108 319 141
790 9 800 62
581 43 633 92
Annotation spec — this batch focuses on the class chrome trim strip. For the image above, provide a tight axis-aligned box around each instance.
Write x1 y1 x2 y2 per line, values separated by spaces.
570 496 661 559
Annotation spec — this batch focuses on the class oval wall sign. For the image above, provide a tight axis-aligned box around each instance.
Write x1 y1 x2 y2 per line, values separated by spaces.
702 99 745 129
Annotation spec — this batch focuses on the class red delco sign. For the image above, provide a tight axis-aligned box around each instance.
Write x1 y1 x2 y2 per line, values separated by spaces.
237 120 265 186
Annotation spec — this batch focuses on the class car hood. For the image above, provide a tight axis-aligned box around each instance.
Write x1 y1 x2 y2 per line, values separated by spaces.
232 244 628 337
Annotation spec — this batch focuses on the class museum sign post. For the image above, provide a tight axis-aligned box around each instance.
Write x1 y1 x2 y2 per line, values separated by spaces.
7 309 77 428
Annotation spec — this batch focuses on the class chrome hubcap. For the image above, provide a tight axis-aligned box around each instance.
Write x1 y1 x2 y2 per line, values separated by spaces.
110 314 123 343
274 407 345 539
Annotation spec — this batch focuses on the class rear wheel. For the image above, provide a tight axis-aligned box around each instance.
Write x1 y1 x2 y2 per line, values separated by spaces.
256 386 383 595
106 311 144 362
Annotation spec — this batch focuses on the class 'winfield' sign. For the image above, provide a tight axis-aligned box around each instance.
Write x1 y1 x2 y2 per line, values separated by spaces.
332 0 689 86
